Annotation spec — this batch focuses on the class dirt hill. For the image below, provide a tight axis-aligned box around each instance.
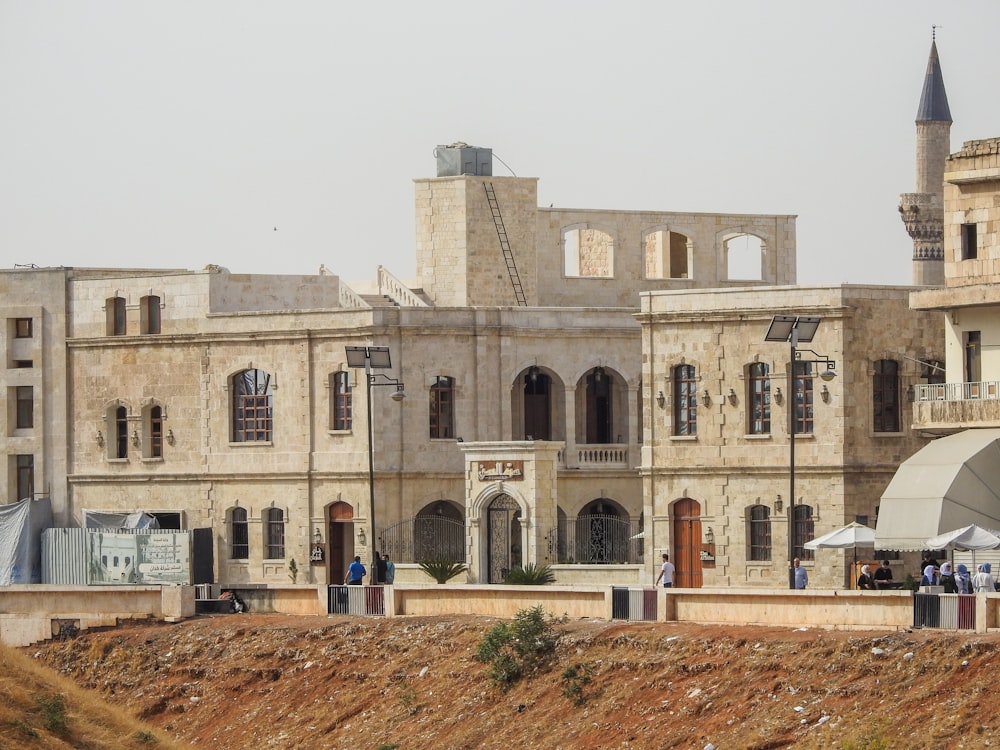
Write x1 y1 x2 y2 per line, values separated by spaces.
23 612 1000 749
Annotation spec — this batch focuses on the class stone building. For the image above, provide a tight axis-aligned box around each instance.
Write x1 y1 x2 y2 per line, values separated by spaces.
0 41 957 589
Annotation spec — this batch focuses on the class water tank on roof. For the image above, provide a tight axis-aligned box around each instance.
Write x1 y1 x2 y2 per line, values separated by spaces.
434 142 492 177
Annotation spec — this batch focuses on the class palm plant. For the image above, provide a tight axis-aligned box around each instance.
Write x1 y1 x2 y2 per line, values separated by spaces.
417 558 468 584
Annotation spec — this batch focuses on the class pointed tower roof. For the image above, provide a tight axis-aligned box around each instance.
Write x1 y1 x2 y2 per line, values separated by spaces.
916 39 952 123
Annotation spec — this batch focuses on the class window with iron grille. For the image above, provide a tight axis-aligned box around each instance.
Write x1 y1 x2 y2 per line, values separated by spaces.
429 375 455 439
748 504 771 561
792 361 814 434
793 504 815 561
264 507 285 559
231 507 249 559
232 369 273 442
673 364 697 436
16 454 33 501
149 406 163 458
16 386 33 429
872 359 900 432
748 363 770 435
332 371 352 430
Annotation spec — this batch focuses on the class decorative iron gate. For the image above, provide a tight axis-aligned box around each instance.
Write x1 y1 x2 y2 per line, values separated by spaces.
488 494 521 583
559 515 642 564
379 517 466 563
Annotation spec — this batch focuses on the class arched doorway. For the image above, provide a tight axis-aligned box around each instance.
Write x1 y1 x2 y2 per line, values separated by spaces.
523 368 552 440
575 498 633 563
672 498 703 588
487 494 521 583
327 502 354 585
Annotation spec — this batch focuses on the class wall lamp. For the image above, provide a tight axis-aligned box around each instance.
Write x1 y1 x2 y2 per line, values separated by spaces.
166 429 175 445
358 528 367 546
313 527 324 545
705 527 715 545
96 430 105 447
702 389 711 406
656 390 666 408
131 430 140 448
728 388 738 406
820 384 831 403
772 387 783 405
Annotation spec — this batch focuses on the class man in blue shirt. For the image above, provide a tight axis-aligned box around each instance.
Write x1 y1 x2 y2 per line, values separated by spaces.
793 557 808 589
345 556 366 585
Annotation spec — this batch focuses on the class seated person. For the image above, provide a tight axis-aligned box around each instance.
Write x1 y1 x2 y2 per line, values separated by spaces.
873 560 894 589
857 565 876 590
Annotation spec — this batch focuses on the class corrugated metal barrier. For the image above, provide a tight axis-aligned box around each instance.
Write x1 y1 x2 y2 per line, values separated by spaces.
612 586 658 622
913 593 976 630
328 584 386 616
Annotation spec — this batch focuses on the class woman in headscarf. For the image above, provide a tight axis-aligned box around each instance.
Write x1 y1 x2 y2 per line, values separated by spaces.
939 561 958 593
920 564 938 587
955 563 972 594
857 564 876 590
973 564 994 593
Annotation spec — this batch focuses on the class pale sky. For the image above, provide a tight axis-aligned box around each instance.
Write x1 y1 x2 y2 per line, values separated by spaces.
2 1 999 286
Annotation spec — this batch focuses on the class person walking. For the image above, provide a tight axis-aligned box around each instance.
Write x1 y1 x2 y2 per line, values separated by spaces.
654 553 675 588
793 557 808 589
345 556 366 585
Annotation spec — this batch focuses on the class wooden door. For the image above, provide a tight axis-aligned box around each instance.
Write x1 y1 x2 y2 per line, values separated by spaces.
672 497 703 588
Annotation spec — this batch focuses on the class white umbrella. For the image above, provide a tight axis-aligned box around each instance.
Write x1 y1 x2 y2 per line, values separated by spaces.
924 524 1000 551
804 522 876 550
804 523 876 588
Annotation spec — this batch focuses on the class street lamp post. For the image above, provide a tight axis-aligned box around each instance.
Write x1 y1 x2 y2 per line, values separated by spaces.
345 345 406 585
764 316 836 589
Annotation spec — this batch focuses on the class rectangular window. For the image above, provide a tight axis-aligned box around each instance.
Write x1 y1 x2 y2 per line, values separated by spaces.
429 376 455 439
673 365 697 436
149 406 163 458
961 223 978 260
793 504 815 561
15 318 32 338
142 295 161 335
792 361 814 434
232 369 273 442
873 360 900 432
332 372 352 430
16 454 34 501
16 386 33 429
231 508 249 559
108 297 127 336
265 508 285 559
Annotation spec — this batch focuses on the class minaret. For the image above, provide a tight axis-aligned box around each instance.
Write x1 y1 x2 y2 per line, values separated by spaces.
899 31 952 286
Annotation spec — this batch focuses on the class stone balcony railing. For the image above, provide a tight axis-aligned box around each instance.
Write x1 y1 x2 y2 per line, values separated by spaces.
912 381 1000 433
574 444 630 469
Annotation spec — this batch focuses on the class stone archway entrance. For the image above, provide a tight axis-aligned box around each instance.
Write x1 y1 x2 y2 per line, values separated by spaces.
487 494 521 583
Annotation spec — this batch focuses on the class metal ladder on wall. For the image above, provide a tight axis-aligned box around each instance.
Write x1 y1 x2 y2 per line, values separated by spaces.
483 182 527 306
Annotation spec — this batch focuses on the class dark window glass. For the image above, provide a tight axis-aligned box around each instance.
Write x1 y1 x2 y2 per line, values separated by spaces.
429 376 455 439
961 223 978 260
16 454 34 501
143 295 161 334
873 359 900 432
332 372 352 430
110 297 126 336
793 504 815 561
231 508 249 559
792 361 814 434
16 386 33 429
15 318 32 338
115 406 129 459
150 406 163 457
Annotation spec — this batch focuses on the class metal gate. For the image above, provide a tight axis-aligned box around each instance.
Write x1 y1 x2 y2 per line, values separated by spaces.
487 494 520 583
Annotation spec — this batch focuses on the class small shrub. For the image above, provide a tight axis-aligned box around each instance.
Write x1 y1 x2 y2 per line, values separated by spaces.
134 729 159 744
35 693 68 735
476 605 559 690
417 558 467 584
7 719 39 739
288 558 299 583
504 563 555 585
561 663 594 706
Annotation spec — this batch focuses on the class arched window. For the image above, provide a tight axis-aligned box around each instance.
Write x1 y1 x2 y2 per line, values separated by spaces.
748 504 771 561
141 295 161 335
793 504 815 561
643 229 691 279
873 359 900 433
673 365 697 436
331 371 352 430
232 369 273 442
107 296 127 336
563 226 614 277
748 363 771 435
148 405 164 458
264 507 285 559
429 376 455 439
230 508 249 559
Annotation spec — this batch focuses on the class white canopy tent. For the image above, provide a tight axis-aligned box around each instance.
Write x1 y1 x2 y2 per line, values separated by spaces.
876 429 1000 550
924 524 1000 552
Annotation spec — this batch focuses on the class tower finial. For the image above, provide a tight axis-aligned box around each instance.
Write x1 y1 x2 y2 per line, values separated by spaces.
932 24 940 42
